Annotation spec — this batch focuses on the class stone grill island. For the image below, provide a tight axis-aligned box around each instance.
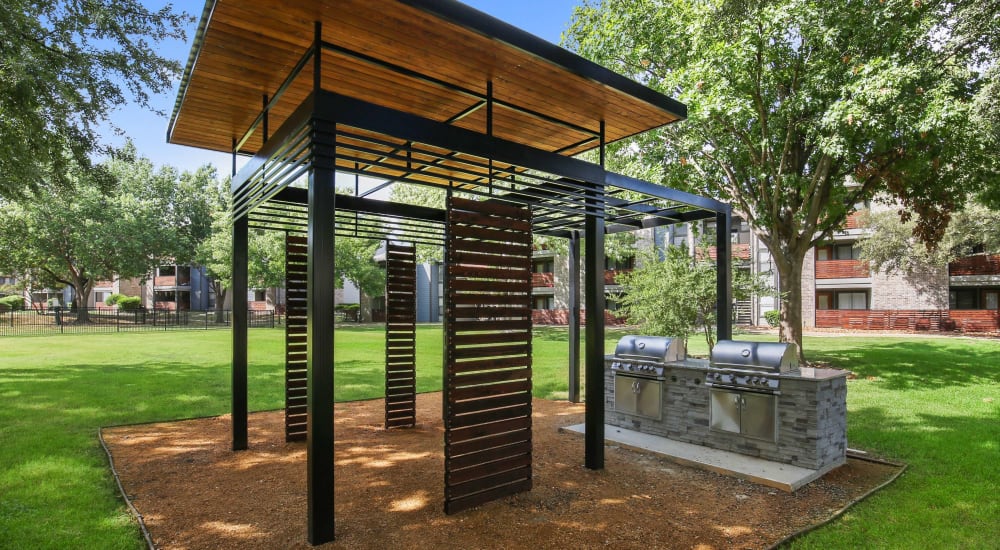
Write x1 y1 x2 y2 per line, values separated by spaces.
604 337 849 482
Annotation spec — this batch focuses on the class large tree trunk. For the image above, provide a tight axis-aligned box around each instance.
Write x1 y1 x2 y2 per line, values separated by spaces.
771 244 810 363
214 284 227 323
71 276 92 324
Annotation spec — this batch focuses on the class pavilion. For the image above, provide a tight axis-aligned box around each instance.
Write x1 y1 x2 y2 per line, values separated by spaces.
167 0 732 544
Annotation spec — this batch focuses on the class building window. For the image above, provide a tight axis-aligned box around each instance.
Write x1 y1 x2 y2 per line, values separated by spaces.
818 291 868 310
95 291 110 305
253 290 267 302
732 220 751 244
532 258 554 273
606 256 635 270
533 295 553 310
986 292 998 310
671 224 687 247
836 291 868 310
833 243 861 260
950 289 979 310
158 265 176 277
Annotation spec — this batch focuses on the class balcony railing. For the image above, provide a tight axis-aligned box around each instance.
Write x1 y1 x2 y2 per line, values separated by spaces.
949 254 1000 276
153 275 191 286
531 272 554 287
815 309 998 333
844 211 865 230
699 245 750 261
815 259 870 279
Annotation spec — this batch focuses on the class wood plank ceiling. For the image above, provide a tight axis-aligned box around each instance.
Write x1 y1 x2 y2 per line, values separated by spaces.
167 0 686 160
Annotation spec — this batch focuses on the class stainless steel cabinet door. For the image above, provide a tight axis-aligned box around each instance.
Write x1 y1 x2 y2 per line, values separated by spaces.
710 389 741 433
740 392 776 441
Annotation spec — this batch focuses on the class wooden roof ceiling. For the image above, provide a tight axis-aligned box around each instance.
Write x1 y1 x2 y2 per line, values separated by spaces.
167 0 686 157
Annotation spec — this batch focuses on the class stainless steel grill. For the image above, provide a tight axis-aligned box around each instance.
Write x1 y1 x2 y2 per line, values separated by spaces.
705 340 798 392
706 340 798 441
608 335 685 378
607 335 686 421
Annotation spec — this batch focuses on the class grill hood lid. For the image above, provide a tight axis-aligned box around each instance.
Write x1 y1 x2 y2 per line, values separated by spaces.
613 335 686 363
710 340 798 372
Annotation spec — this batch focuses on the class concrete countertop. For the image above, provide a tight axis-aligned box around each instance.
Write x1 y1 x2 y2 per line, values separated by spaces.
604 355 851 381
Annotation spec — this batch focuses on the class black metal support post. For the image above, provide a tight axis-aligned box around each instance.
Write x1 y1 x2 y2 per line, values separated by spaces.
568 230 581 403
584 121 606 470
306 19 336 546
715 209 733 341
231 214 249 451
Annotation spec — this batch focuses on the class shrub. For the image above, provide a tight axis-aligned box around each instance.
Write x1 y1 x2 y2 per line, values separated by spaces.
116 296 142 310
0 294 23 311
764 309 780 327
104 293 124 306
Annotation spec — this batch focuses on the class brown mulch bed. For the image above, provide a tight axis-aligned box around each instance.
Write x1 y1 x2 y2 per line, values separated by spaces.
102 393 901 549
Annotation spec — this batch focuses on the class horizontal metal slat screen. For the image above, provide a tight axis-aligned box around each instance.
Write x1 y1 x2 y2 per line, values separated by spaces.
444 196 533 514
385 242 417 429
285 233 308 442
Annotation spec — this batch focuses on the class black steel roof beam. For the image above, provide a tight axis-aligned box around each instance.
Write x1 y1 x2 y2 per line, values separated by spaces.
271 186 446 224
357 100 487 191
605 171 728 213
316 90 605 189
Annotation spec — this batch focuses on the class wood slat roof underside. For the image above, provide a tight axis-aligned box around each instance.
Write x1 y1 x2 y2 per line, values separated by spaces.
167 0 686 159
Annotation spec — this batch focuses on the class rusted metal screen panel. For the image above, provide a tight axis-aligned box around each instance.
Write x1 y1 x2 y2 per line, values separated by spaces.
385 242 417 428
285 233 308 441
444 196 533 514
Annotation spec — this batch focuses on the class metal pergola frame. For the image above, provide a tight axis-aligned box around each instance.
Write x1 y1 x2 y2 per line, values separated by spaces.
169 2 732 545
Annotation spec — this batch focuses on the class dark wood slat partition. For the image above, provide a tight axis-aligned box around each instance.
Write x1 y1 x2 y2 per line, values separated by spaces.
285 233 308 441
444 196 533 514
385 242 417 428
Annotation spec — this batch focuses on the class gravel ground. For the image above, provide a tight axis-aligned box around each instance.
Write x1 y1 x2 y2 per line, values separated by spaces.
103 393 900 549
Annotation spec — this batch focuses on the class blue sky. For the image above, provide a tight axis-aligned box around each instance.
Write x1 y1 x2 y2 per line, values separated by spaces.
106 0 583 181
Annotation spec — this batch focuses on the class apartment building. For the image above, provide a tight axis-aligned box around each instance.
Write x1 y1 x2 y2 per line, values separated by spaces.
523 209 999 333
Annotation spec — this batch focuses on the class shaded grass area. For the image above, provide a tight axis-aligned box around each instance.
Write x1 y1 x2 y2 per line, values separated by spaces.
0 327 996 548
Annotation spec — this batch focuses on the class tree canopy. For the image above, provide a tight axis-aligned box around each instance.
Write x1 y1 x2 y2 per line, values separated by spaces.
0 145 216 322
857 202 1000 276
0 0 190 199
566 0 998 357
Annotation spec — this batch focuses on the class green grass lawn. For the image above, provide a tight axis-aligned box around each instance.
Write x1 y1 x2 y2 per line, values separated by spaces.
0 327 996 548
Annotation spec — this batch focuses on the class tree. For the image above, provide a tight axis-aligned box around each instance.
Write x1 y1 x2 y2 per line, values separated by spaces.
196 207 233 321
617 245 771 350
0 1 190 199
0 148 215 323
857 202 1000 275
565 0 998 358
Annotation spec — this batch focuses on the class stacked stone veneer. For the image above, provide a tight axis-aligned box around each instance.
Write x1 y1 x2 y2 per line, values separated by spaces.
604 360 848 471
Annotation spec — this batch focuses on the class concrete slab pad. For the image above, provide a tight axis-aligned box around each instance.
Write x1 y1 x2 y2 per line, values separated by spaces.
560 423 841 492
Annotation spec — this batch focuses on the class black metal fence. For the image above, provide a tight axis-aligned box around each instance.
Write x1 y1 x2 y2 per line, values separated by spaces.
0 308 275 337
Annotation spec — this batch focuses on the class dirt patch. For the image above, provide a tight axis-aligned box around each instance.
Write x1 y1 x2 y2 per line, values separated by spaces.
103 394 899 549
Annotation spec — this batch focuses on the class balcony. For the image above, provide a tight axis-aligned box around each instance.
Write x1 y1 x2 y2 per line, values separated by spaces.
698 245 750 261
949 254 1000 276
153 274 192 288
531 272 554 287
844 211 865 230
815 259 870 279
604 269 631 285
